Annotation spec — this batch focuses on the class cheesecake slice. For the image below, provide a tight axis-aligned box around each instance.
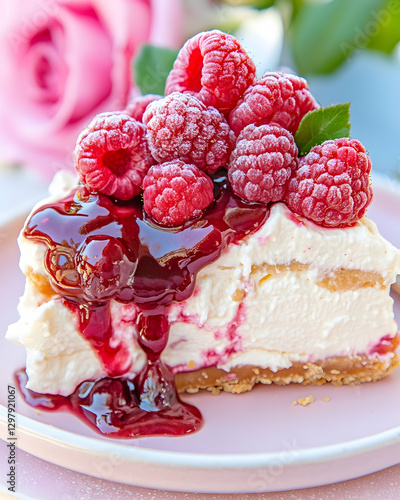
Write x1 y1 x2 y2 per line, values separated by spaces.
6 29 400 438
7 172 400 398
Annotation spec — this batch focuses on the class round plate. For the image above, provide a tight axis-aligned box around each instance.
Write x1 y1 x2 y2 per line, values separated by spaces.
0 176 400 493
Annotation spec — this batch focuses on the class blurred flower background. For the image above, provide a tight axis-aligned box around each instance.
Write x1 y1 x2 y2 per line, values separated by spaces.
0 0 183 180
0 0 399 211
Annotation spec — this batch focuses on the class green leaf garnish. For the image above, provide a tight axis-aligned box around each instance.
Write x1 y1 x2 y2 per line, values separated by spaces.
133 45 179 96
295 103 351 156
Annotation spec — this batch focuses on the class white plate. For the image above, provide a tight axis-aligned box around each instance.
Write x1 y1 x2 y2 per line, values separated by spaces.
0 177 400 494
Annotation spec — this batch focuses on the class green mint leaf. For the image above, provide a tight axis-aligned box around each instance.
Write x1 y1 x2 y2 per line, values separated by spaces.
133 45 179 96
295 103 351 156
290 0 386 75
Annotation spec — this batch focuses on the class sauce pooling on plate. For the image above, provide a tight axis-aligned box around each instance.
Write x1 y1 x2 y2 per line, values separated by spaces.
19 172 269 438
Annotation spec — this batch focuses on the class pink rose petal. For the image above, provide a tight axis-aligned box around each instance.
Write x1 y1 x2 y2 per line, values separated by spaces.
0 0 184 180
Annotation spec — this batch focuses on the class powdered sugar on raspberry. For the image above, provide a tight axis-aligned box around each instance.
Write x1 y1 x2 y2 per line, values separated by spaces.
124 94 162 122
165 30 256 113
286 138 373 227
143 92 236 174
143 160 214 226
74 113 154 200
228 123 298 203
229 72 319 136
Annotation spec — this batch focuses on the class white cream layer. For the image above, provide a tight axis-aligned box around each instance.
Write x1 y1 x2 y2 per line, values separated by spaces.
6 174 400 396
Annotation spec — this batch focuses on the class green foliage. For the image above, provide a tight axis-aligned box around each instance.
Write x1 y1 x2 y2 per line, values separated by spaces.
367 0 400 53
134 45 179 96
290 0 392 75
252 0 275 9
295 103 351 156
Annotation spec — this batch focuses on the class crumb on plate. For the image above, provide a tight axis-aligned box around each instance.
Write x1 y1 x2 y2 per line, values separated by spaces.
292 395 314 406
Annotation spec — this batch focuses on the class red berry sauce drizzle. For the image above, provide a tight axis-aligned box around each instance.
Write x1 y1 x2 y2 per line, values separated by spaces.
17 172 269 438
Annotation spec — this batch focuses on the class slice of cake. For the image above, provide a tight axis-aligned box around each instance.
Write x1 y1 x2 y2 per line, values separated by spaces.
9 174 400 394
6 30 400 438
6 167 400 437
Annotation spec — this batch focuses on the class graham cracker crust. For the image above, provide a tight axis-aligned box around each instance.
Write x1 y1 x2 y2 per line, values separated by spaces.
175 338 400 394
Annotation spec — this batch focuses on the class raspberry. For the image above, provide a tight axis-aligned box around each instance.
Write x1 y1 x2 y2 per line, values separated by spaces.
124 94 162 122
286 138 373 228
229 72 319 136
143 92 236 174
165 30 256 113
74 113 154 200
143 160 214 226
228 123 298 204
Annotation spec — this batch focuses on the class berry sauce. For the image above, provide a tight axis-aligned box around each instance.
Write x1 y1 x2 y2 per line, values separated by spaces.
20 172 269 438
369 333 400 357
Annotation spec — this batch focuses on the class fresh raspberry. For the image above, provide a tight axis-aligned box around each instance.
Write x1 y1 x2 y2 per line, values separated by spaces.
286 138 373 228
74 112 154 200
229 72 319 136
143 160 214 226
124 94 162 122
143 92 236 174
228 123 298 204
165 30 256 113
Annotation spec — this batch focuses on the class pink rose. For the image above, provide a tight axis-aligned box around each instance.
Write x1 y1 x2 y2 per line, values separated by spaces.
0 0 184 180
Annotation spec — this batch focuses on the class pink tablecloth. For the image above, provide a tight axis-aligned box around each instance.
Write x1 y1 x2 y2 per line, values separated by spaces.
1 440 399 499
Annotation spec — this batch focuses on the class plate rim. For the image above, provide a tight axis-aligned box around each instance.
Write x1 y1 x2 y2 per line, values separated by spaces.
1 406 400 468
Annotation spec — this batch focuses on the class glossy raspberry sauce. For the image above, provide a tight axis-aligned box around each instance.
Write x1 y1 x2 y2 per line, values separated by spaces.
20 172 269 438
